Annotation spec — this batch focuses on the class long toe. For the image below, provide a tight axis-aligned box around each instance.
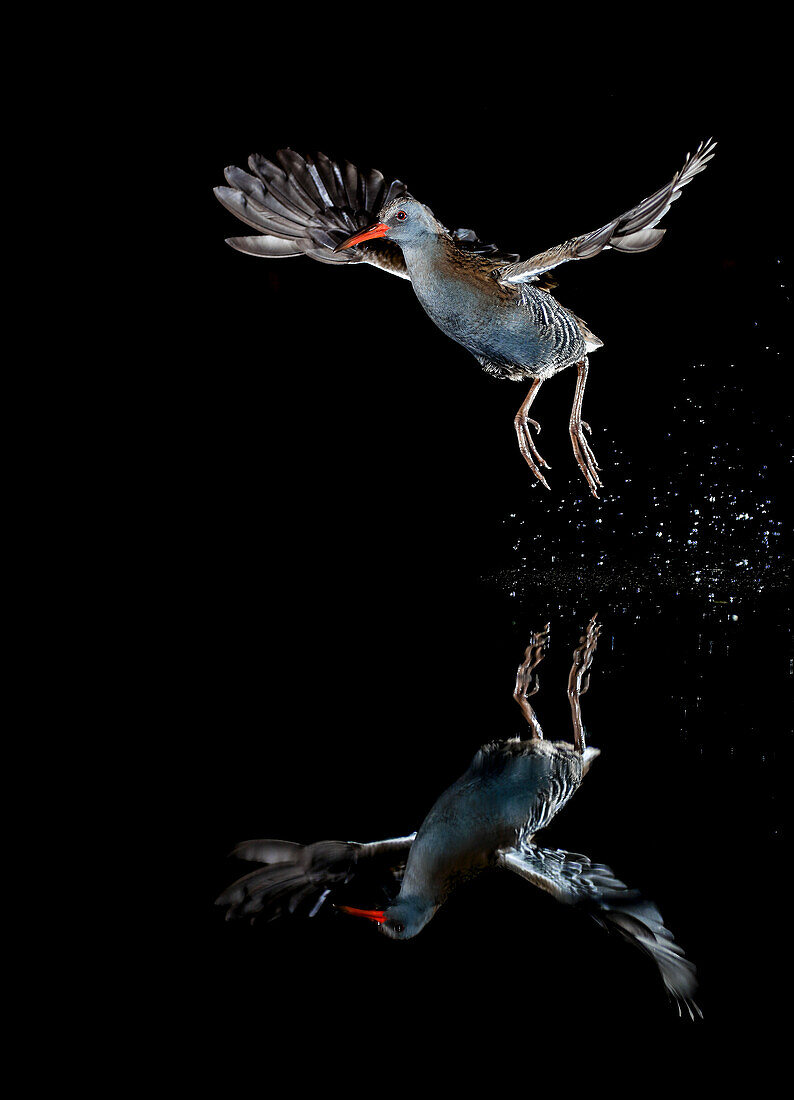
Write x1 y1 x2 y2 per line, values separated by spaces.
570 423 603 498
515 417 551 490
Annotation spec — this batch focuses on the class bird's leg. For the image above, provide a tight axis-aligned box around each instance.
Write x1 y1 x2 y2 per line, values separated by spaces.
569 358 603 499
567 613 602 753
513 623 550 739
514 379 551 490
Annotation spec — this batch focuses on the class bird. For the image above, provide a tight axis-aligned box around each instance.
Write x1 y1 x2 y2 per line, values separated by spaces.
215 615 700 1018
214 140 717 497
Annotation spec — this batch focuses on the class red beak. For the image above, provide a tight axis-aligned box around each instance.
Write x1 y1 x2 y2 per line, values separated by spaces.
333 222 389 252
335 904 387 924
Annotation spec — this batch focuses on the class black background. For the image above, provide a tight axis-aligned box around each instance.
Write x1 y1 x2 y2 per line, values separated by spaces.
136 38 791 1074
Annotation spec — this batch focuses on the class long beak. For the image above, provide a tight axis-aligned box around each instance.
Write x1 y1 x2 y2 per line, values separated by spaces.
335 904 387 924
333 222 389 253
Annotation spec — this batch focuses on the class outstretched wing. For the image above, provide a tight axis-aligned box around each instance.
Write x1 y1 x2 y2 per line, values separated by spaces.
494 138 717 287
216 149 519 279
499 843 700 1019
215 149 411 278
215 834 416 922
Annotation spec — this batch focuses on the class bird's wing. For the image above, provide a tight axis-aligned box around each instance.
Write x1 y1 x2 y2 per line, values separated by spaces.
499 844 700 1019
494 139 717 287
449 227 520 264
215 149 411 279
215 834 416 923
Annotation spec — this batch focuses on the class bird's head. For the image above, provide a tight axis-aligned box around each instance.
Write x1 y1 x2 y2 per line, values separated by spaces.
336 894 437 940
333 196 441 253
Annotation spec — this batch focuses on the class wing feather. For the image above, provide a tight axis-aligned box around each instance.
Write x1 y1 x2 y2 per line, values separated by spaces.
499 843 700 1018
216 834 417 923
215 149 411 279
496 138 717 286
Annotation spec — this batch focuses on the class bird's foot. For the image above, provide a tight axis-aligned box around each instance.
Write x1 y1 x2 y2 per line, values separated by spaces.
513 622 550 739
514 414 551 491
569 418 603 499
580 421 601 468
571 613 602 685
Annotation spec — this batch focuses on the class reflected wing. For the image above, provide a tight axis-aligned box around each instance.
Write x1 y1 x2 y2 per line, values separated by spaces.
495 139 717 287
499 843 700 1019
215 834 416 922
215 149 410 279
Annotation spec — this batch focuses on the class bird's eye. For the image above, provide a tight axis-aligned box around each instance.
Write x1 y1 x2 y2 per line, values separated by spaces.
395 210 407 221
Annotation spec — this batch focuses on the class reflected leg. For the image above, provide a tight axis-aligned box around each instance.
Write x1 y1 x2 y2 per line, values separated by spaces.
569 358 603 499
513 623 551 739
514 379 551 490
567 613 602 753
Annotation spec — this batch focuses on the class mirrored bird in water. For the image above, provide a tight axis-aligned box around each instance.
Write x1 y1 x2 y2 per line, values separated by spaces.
216 615 700 1018
215 141 716 497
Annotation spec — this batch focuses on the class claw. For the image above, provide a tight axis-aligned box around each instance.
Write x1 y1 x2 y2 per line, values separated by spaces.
570 421 603 498
514 379 551 490
517 421 552 488
569 360 603 498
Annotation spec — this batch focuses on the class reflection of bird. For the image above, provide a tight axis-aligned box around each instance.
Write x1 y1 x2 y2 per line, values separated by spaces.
216 616 700 1018
215 141 716 497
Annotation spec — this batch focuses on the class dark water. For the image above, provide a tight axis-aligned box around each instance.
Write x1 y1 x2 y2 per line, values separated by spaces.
185 355 789 1030
150 75 790 1065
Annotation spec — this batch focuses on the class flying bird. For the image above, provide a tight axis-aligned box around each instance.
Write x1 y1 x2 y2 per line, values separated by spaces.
216 615 700 1017
215 140 716 497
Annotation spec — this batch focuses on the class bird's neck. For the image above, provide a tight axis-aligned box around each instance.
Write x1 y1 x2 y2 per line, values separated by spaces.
391 890 439 933
400 231 456 282
402 233 497 338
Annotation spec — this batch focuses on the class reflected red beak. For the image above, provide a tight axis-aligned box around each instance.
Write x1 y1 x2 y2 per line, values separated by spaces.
335 904 387 924
333 223 389 252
